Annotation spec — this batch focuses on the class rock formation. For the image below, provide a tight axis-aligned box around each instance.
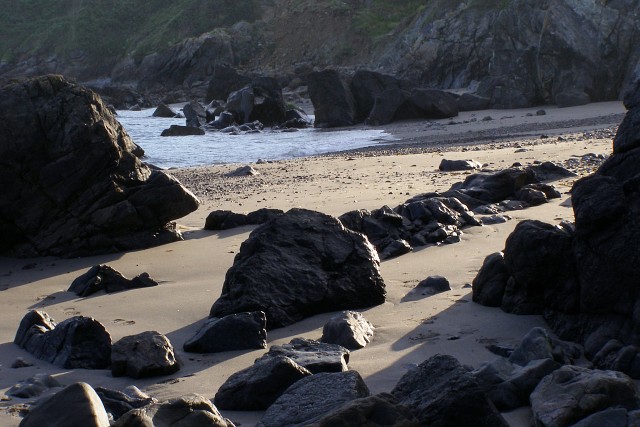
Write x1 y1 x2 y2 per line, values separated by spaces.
472 83 640 378
209 208 386 329
0 75 199 257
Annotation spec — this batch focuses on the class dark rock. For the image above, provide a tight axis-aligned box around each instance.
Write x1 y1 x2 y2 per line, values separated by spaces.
204 210 248 230
472 252 509 307
11 357 34 368
256 338 350 374
457 93 491 112
530 365 639 426
113 393 234 427
209 209 386 329
508 327 585 367
321 311 374 350
258 371 370 427
206 64 252 102
613 105 640 154
226 86 254 124
350 70 411 122
68 264 158 297
245 208 284 224
7 374 62 398
439 159 483 171
555 89 591 108
415 275 451 296
529 161 577 181
378 238 412 260
409 88 459 119
95 386 156 421
207 111 236 130
501 220 579 315
366 88 411 126
514 186 548 206
14 311 112 369
183 101 207 127
0 75 199 257
250 77 287 126
214 356 312 410
111 331 179 378
571 408 629 427
19 382 110 427
183 311 267 353
308 70 357 128
306 393 420 427
152 102 177 118
391 354 508 427
160 124 205 136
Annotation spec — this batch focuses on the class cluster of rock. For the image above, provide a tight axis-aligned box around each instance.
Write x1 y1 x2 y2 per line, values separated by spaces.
0 75 199 257
473 82 640 379
68 265 158 297
159 72 312 137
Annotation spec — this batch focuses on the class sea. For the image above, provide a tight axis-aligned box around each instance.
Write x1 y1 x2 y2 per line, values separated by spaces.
116 109 398 169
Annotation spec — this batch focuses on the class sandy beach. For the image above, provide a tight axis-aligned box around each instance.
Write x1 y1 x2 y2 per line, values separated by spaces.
0 101 625 426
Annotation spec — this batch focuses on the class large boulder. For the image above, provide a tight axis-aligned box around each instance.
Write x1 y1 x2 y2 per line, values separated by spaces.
530 366 640 426
183 311 267 353
14 311 112 369
111 331 180 378
209 208 386 329
19 382 110 427
308 70 357 128
214 355 312 410
0 75 199 257
206 63 252 102
350 70 411 122
391 354 508 427
258 371 370 427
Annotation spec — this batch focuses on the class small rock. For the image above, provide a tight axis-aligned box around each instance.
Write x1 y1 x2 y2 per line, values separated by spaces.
183 311 267 353
111 331 180 378
416 275 451 296
7 374 62 398
227 165 259 176
321 311 374 350
256 338 349 374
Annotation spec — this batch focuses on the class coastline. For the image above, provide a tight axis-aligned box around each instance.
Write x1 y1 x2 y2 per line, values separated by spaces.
0 101 625 426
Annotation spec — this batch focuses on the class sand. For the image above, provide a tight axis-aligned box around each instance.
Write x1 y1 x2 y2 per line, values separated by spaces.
0 101 625 426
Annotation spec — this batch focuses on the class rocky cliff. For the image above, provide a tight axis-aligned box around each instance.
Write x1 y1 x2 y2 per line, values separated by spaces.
2 0 639 108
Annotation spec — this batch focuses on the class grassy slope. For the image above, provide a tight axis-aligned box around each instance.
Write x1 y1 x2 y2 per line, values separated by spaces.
0 0 260 63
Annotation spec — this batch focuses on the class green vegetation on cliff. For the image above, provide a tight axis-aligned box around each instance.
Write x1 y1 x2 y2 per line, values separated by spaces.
0 0 260 63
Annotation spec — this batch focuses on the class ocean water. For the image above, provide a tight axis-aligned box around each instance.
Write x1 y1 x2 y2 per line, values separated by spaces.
116 109 397 169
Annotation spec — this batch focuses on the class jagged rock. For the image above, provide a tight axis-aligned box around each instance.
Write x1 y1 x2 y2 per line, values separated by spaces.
321 311 374 350
19 382 110 427
152 102 177 117
214 356 312 410
258 371 370 427
160 125 205 136
0 75 199 257
308 70 356 128
207 111 236 130
183 311 267 353
111 331 179 378
113 393 235 427
7 374 62 398
508 327 585 367
256 338 350 373
306 393 420 427
366 88 411 125
95 386 156 421
209 209 386 329
68 264 158 297
391 354 508 427
183 100 207 127
14 311 112 369
226 86 255 124
250 77 287 126
530 366 639 426
439 159 483 171
204 208 284 231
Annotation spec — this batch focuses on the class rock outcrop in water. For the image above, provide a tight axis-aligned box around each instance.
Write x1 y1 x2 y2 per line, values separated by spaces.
0 75 199 257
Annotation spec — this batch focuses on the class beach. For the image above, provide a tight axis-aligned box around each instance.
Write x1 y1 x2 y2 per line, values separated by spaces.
0 101 625 426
